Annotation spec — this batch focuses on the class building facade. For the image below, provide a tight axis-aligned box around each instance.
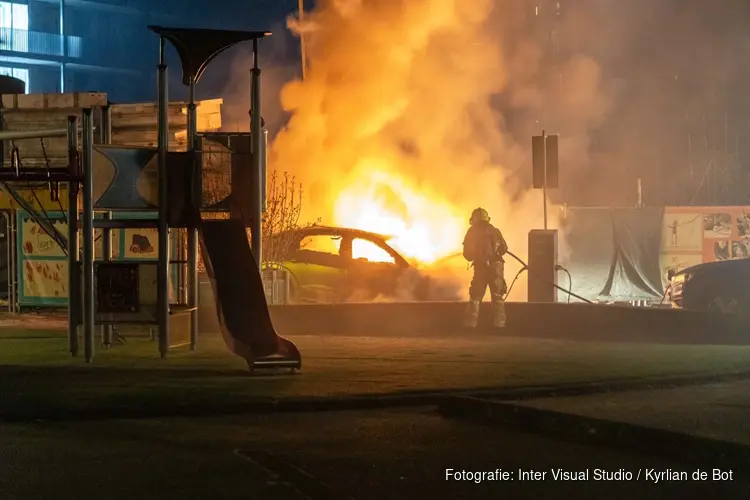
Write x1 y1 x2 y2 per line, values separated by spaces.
0 0 296 102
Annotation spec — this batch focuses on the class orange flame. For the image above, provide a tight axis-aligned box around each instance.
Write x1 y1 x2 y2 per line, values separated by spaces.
261 0 580 301
333 159 465 265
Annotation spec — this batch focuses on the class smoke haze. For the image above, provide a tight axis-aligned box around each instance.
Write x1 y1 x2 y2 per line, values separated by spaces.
219 0 750 301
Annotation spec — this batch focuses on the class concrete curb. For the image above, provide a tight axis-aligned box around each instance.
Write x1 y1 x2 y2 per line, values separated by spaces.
5 369 750 424
437 396 750 469
235 449 342 500
261 301 750 345
460 369 750 401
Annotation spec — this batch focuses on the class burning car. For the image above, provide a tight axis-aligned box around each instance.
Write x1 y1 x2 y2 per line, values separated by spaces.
667 259 750 313
265 226 438 303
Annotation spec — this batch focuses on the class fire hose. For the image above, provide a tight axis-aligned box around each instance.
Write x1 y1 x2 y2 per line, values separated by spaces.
432 249 591 304
504 250 593 304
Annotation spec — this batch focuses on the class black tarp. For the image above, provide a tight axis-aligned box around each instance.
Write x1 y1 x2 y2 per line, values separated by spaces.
561 207 665 301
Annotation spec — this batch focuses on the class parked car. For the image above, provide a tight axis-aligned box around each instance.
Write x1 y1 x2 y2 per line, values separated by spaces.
667 259 750 313
264 226 434 303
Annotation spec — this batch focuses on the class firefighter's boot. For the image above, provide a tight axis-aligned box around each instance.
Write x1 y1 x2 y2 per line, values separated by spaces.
463 299 481 328
491 299 506 329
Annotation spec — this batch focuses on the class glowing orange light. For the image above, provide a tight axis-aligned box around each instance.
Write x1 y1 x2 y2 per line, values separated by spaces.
333 159 465 266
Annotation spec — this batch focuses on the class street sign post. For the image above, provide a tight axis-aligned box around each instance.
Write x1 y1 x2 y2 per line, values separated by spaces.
532 131 559 229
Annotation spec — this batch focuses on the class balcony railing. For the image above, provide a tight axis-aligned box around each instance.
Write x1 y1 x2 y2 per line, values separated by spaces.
0 28 82 58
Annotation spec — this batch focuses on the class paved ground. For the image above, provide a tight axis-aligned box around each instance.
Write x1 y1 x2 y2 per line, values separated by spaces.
513 379 750 446
0 310 66 329
1 408 746 500
1 329 750 498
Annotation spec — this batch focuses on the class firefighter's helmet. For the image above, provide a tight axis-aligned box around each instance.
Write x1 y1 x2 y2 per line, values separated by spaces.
470 207 490 225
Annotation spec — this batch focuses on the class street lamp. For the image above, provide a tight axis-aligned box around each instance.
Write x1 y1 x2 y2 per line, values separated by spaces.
299 0 307 79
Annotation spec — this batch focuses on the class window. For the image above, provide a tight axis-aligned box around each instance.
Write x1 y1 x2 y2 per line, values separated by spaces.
0 2 28 29
0 66 28 92
300 235 341 255
352 238 395 264
0 2 28 53
10 2 26 30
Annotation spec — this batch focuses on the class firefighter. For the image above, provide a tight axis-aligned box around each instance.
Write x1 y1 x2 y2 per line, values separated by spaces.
462 207 508 329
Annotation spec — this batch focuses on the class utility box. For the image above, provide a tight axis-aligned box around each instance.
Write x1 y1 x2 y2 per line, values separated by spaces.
528 229 558 303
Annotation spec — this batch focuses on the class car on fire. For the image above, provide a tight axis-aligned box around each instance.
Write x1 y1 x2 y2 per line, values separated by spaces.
264 226 436 303
666 259 750 313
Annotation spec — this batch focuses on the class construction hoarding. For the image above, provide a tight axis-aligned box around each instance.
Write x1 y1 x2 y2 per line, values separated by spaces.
661 206 750 286
559 205 750 303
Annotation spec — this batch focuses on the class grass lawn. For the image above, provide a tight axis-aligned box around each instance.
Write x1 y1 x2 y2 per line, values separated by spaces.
1 331 750 420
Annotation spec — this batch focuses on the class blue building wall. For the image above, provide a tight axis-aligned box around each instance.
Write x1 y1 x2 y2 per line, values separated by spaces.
1 0 301 103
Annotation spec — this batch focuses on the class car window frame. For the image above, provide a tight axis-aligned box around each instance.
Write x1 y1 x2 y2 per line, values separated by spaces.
285 228 409 269
291 231 345 265
349 236 402 266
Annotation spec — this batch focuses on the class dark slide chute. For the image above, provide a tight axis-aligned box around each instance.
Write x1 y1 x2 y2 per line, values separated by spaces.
198 218 301 372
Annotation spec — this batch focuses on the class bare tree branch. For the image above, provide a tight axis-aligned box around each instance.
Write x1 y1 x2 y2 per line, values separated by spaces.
261 168 319 267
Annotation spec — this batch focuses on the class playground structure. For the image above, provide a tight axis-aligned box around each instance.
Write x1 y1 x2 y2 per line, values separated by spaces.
0 25 302 372
3 97 224 312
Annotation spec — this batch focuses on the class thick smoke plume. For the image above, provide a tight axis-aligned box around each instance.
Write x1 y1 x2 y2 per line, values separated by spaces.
263 0 607 300
214 1 750 302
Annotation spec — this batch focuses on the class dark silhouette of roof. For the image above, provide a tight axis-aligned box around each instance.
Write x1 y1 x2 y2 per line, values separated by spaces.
148 26 271 85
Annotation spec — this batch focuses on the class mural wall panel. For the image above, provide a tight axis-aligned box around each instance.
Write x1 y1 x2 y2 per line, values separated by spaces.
16 211 177 307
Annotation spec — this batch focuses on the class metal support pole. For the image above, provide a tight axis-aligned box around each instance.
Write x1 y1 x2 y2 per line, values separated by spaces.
99 104 112 348
82 108 94 363
0 128 72 140
0 107 8 314
187 228 198 349
261 129 268 212
100 104 111 144
8 213 16 313
178 229 186 304
11 214 16 313
4 213 10 313
67 115 79 357
542 130 548 230
250 39 263 268
187 77 197 144
101 211 112 348
298 0 307 80
187 76 199 351
157 37 170 358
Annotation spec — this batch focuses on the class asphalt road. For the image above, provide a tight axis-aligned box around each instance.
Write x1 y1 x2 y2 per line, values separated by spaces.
1 407 746 499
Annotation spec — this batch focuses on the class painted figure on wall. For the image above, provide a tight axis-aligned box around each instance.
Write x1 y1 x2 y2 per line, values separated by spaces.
714 240 730 260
